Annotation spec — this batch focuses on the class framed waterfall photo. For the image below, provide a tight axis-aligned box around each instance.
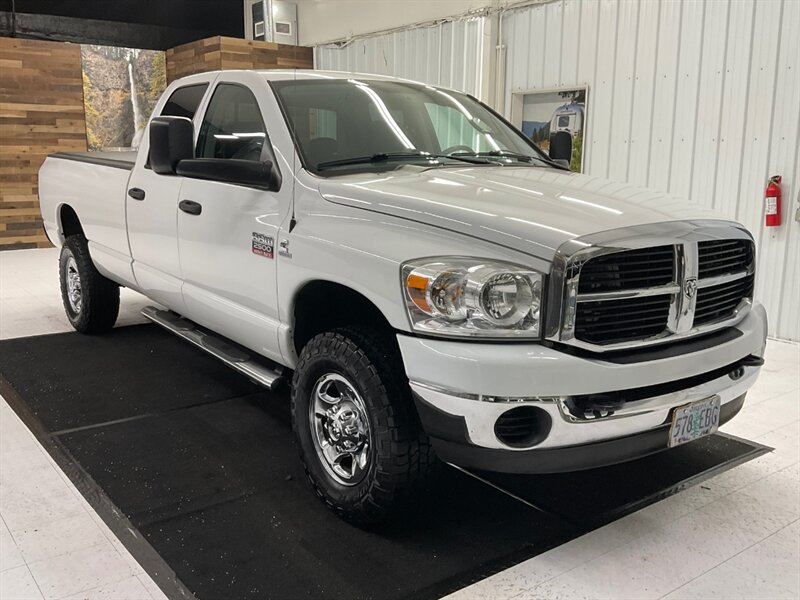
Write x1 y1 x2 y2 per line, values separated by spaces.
80 45 167 151
510 86 588 173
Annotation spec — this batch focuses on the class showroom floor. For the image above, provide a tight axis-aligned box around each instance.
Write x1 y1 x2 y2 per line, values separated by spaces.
1 248 798 600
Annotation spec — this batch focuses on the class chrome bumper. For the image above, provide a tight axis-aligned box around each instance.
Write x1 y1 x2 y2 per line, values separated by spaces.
398 302 767 452
410 363 760 450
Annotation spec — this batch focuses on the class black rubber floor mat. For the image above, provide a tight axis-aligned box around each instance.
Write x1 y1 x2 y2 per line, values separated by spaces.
478 433 761 531
0 325 769 600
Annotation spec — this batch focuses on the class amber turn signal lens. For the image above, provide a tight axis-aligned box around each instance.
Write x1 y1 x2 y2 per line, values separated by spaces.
406 273 431 313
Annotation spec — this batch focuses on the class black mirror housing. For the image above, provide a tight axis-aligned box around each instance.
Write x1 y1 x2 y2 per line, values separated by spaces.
176 158 281 191
150 116 194 175
549 130 573 165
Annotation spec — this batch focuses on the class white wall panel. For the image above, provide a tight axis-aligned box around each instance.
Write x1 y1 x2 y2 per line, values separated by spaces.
606 0 638 183
623 0 658 188
314 17 486 98
504 0 800 340
591 0 619 177
668 0 705 200
763 0 800 340
297 0 493 46
647 0 682 193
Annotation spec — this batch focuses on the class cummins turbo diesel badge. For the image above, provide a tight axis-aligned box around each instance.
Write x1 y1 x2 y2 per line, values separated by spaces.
252 232 274 259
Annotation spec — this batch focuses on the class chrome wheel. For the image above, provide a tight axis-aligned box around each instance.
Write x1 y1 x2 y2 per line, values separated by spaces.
65 255 82 314
310 373 372 486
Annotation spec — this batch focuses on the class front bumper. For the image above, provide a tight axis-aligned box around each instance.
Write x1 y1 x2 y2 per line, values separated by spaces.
397 302 767 473
427 394 747 474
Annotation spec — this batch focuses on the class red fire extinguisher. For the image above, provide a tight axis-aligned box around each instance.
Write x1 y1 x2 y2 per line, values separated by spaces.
765 175 782 227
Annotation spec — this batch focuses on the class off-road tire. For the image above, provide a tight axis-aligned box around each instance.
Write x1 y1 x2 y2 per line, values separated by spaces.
59 234 120 334
291 326 439 527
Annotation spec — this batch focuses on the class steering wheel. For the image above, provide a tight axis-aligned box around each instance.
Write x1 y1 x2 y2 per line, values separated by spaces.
441 144 475 156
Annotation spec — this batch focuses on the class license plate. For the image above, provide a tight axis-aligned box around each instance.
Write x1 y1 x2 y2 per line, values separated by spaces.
669 396 721 447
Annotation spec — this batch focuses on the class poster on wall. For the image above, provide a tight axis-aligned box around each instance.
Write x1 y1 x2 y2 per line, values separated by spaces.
516 87 587 172
80 45 166 151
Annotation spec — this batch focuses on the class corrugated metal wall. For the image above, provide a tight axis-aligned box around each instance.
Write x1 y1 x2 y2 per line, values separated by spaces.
314 17 486 97
313 0 799 341
503 0 799 341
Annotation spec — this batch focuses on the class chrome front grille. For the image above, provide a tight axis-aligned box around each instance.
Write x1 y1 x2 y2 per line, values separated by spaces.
695 238 755 326
698 239 753 278
574 294 672 345
577 246 674 293
694 273 755 326
548 222 756 351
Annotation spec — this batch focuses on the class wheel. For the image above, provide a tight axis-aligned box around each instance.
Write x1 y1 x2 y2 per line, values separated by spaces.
59 234 120 334
291 327 439 526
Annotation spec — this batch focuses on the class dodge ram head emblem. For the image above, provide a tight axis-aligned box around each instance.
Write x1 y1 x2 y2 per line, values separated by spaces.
684 277 698 299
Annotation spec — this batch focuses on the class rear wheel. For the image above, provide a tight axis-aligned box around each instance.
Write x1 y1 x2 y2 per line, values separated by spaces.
291 327 439 526
59 235 120 334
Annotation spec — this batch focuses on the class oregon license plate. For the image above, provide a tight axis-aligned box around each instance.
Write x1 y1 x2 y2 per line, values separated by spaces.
669 396 721 447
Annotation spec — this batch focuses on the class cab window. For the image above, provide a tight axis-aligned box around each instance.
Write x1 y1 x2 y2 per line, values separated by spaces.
161 84 208 119
196 84 267 161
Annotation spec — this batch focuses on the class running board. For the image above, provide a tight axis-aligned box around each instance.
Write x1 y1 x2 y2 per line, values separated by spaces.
140 306 284 391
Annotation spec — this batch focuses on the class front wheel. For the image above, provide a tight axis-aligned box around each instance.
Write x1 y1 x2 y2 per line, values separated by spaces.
59 235 120 334
291 327 439 526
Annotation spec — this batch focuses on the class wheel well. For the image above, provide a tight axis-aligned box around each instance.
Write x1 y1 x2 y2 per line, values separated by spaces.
292 281 394 356
59 205 84 238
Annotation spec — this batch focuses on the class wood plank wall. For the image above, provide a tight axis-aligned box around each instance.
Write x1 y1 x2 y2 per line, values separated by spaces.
0 37 87 250
0 35 311 250
167 36 313 83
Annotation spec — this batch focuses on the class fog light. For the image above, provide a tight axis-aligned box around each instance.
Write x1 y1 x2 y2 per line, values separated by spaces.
494 406 551 448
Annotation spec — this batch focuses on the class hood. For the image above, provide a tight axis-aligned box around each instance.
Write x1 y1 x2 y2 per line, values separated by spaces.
318 166 727 259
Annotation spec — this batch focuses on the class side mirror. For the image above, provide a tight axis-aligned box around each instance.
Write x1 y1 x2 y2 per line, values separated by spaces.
176 158 281 191
149 116 194 175
549 130 572 168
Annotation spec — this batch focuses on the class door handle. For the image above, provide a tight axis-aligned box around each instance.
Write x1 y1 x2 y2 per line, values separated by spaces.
179 200 202 216
127 187 145 201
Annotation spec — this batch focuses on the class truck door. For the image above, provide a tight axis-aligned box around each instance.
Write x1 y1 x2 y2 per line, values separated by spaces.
176 76 292 364
126 80 210 311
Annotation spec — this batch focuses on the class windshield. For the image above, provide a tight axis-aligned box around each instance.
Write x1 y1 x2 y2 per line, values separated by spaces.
271 78 549 174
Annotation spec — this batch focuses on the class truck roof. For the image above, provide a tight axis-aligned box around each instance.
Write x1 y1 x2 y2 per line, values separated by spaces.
170 69 461 94
256 69 423 82
235 69 457 91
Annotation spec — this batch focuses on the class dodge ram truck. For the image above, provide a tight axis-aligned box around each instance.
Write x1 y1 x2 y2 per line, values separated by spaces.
39 70 767 525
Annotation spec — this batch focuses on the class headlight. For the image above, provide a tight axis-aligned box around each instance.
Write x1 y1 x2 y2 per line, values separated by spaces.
401 258 544 338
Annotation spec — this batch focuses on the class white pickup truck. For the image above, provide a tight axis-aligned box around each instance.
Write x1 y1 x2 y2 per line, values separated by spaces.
39 70 767 525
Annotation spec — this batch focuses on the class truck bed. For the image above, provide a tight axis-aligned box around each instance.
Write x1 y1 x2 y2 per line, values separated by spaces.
39 150 136 277
49 151 136 171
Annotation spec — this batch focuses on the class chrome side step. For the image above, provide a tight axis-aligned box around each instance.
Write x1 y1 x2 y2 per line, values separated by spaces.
141 306 284 391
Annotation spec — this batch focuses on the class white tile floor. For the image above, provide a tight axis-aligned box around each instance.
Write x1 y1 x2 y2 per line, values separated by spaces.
1 248 798 600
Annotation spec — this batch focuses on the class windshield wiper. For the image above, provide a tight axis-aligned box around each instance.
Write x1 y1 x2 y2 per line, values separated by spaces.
316 151 491 170
453 150 544 164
